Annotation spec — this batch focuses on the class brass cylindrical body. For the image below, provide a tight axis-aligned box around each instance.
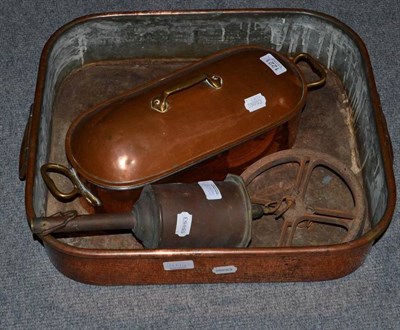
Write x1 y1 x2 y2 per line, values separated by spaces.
133 174 252 248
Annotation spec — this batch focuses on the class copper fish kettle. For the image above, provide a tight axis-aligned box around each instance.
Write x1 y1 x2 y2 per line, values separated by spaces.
41 45 326 212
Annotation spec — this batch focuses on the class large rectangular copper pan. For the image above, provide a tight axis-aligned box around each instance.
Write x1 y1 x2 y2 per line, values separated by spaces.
21 9 396 285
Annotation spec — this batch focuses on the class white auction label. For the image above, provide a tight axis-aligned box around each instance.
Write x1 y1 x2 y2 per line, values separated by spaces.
163 260 194 271
198 180 222 200
244 93 266 112
175 211 192 237
212 265 238 275
260 53 287 75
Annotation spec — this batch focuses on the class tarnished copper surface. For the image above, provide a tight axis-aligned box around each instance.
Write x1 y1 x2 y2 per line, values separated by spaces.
133 174 252 248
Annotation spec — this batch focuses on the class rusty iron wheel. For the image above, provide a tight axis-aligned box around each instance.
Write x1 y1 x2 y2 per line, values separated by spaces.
242 149 366 247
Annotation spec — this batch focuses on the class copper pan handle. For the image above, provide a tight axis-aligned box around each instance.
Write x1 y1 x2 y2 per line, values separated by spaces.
377 108 394 166
151 73 223 113
293 53 327 90
40 163 101 206
19 104 34 180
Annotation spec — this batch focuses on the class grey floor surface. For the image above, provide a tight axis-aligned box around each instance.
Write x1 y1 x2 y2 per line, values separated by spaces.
1 1 399 329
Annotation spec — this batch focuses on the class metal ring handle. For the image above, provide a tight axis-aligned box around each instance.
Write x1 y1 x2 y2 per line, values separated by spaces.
151 73 222 113
293 53 327 90
40 163 101 206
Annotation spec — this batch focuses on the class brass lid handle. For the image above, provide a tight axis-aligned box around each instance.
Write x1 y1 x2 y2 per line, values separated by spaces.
151 73 222 113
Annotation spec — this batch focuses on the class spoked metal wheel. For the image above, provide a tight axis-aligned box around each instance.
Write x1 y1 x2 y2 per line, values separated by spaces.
241 149 366 247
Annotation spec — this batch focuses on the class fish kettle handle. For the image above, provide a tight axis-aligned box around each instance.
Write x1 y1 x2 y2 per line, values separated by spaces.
293 53 327 90
40 163 101 206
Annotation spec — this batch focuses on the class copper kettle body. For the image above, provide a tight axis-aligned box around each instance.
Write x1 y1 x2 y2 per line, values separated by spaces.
41 45 326 212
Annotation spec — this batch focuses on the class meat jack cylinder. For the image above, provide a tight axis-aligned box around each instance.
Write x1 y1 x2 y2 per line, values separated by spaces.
32 174 258 248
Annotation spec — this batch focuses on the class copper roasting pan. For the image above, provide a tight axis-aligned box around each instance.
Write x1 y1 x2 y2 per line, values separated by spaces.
21 9 396 285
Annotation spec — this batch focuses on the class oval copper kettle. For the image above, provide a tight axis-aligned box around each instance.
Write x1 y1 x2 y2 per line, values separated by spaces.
42 45 326 212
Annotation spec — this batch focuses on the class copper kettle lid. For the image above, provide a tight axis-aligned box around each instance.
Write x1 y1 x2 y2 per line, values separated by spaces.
66 45 307 189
